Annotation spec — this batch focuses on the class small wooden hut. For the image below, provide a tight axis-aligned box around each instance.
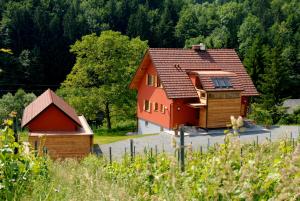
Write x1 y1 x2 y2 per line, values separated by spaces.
21 89 93 159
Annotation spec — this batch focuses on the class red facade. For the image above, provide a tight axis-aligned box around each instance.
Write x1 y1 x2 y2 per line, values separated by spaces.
27 104 78 132
131 47 258 130
137 63 198 129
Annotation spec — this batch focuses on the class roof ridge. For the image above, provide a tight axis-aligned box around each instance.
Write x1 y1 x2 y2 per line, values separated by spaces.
47 88 54 103
149 48 236 51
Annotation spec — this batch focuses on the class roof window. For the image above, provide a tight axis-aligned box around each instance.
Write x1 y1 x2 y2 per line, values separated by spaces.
211 78 232 88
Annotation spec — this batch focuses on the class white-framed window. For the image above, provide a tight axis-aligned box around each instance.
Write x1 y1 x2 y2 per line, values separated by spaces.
144 100 151 112
160 104 165 114
154 102 159 111
146 74 154 86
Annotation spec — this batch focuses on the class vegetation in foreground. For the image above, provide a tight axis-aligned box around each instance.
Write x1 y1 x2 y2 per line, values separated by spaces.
0 114 48 201
22 135 300 201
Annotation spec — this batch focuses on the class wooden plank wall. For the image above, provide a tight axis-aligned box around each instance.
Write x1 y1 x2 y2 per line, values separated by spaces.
199 107 207 128
206 92 241 128
29 135 92 159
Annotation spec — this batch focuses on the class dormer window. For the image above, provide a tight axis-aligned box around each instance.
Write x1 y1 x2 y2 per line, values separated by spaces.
211 78 232 88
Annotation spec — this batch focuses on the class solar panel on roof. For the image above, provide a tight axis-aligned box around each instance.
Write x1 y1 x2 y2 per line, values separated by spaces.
212 78 220 87
211 78 232 88
223 78 232 87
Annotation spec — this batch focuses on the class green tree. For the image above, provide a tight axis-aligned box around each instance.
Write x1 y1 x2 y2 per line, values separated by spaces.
176 3 219 45
238 14 264 58
204 27 229 48
0 89 36 124
243 37 264 88
218 1 245 47
127 5 151 41
61 30 147 129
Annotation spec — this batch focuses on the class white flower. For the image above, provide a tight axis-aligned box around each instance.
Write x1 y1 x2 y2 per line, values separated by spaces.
237 116 244 128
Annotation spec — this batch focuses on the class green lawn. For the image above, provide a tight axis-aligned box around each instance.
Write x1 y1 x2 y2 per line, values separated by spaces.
94 134 158 145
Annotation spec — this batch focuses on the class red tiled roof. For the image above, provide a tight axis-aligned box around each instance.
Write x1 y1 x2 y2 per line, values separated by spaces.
130 48 259 98
191 71 243 91
21 89 82 128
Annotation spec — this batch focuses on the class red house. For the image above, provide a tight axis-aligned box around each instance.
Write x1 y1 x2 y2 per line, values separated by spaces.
21 89 93 159
130 44 258 134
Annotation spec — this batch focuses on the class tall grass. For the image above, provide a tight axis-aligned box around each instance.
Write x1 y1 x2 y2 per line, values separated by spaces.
23 135 300 201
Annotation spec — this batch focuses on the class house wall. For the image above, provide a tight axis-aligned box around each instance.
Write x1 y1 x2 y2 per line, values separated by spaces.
172 99 198 128
240 96 249 117
137 63 173 129
138 118 170 134
27 105 77 132
29 134 92 159
206 91 241 128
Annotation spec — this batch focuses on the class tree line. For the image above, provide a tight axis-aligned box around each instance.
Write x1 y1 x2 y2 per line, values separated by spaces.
0 0 299 127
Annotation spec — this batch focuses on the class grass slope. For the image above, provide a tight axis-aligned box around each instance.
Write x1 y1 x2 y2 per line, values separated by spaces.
22 136 300 201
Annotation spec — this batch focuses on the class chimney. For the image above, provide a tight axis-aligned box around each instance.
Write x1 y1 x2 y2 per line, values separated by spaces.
192 43 206 51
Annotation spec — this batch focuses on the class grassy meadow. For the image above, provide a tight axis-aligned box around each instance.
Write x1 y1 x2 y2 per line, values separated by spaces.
21 135 300 201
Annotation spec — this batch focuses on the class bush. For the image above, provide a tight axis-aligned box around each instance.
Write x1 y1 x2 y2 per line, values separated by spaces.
248 103 273 126
278 107 300 125
0 115 48 200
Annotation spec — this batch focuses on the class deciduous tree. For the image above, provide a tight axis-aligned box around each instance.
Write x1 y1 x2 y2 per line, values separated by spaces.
61 31 147 129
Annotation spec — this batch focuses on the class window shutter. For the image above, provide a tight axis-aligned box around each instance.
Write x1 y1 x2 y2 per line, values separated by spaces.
149 102 152 112
143 100 146 111
146 74 148 85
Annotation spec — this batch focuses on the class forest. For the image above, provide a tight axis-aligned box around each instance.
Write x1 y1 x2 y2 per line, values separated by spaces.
0 0 299 126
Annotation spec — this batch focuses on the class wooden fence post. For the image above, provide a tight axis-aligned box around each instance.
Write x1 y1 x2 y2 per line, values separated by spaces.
130 139 134 161
109 147 112 164
207 138 210 149
180 127 185 172
155 145 158 157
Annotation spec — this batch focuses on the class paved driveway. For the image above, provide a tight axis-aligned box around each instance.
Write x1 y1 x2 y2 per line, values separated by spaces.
99 126 299 159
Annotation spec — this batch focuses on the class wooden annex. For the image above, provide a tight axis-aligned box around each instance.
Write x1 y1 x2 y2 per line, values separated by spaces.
130 44 259 133
21 89 93 159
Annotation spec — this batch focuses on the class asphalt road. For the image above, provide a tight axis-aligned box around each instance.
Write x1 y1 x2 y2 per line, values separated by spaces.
99 125 300 159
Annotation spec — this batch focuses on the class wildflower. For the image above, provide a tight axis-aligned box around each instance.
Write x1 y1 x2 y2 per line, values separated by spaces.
9 111 17 118
237 116 244 128
3 119 13 126
54 188 60 193
0 184 4 190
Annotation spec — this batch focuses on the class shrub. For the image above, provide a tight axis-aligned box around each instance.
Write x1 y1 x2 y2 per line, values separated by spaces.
248 103 273 126
0 114 48 200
